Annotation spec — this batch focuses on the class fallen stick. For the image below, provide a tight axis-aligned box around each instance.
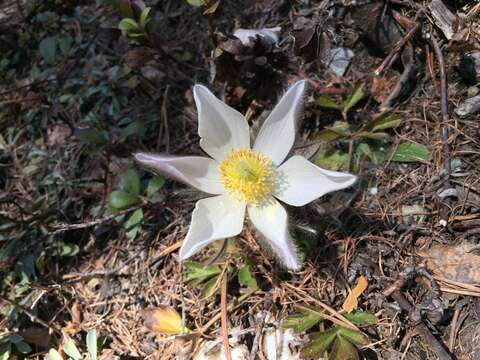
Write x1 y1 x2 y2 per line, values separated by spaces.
380 43 417 110
429 36 451 179
390 291 453 360
375 22 421 76
428 35 454 224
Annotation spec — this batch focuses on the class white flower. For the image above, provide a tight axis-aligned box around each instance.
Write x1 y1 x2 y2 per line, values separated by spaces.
135 80 356 270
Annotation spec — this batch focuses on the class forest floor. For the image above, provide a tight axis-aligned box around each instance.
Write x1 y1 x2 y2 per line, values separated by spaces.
1 0 480 359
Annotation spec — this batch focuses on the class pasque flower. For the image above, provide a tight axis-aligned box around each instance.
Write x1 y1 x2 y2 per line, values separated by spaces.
135 80 356 270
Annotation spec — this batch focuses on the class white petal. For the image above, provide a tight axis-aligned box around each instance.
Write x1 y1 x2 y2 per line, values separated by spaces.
179 195 246 260
248 199 300 270
276 155 357 206
193 85 250 161
254 80 306 165
135 153 225 194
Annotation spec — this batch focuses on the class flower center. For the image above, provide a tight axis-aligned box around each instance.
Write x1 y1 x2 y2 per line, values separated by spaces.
219 149 275 204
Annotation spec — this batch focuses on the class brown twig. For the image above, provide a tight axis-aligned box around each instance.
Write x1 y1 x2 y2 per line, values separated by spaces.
380 43 417 110
451 218 480 230
428 35 454 225
425 43 437 91
220 272 233 360
49 205 142 235
204 0 218 48
199 286 258 335
305 78 350 95
0 296 61 334
390 291 452 360
375 22 421 76
249 311 267 360
383 278 406 297
285 284 360 330
429 36 451 179
448 308 460 351
4 205 139 269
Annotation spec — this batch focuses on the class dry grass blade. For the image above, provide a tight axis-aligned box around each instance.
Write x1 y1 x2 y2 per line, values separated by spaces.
221 271 232 360
284 283 359 331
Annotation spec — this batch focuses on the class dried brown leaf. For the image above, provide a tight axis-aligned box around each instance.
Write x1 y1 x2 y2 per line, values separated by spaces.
371 76 397 104
342 276 368 313
419 243 480 284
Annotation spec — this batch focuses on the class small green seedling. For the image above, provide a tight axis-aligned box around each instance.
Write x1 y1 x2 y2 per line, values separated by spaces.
185 261 257 298
109 169 165 239
45 329 105 360
316 85 431 170
118 7 152 43
0 335 32 360
283 309 376 360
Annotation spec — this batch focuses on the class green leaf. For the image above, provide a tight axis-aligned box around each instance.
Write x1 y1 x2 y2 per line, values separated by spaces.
126 32 147 38
109 190 138 209
58 242 80 257
139 7 151 28
316 121 353 141
14 341 32 354
45 348 63 360
146 176 165 198
184 261 221 286
0 343 11 360
343 311 378 325
317 95 341 110
58 35 73 55
39 37 57 65
201 274 220 298
238 265 257 290
342 83 364 115
356 143 389 165
7 335 23 343
391 142 432 162
203 0 220 14
97 336 107 351
86 329 97 360
330 336 359 360
365 113 402 132
283 310 322 333
75 128 109 145
317 129 343 142
301 328 337 358
120 169 141 195
125 208 143 239
59 94 72 103
187 0 205 6
316 149 349 171
336 327 369 346
63 340 82 360
120 120 146 141
118 18 140 32
318 130 345 142
357 131 389 140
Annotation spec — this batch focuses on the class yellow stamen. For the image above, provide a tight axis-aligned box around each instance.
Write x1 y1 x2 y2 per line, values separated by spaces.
219 149 275 204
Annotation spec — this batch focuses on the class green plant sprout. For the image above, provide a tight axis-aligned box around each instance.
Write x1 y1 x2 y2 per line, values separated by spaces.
45 329 106 360
316 83 432 171
283 308 377 360
109 168 165 239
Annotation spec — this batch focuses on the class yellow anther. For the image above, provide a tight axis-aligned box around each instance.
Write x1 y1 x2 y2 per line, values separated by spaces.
219 149 275 204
